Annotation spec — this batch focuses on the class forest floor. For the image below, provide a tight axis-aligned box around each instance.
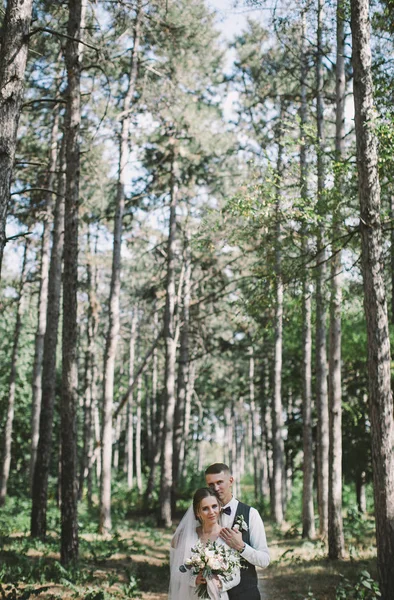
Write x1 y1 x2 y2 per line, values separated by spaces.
0 500 378 600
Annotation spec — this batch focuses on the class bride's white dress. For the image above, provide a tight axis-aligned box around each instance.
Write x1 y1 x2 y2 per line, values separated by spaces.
169 520 241 600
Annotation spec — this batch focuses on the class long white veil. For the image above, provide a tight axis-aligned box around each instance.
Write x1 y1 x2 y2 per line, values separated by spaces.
168 505 199 599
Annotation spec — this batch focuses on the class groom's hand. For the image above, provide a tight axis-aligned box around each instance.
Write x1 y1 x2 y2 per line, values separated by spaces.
219 527 244 552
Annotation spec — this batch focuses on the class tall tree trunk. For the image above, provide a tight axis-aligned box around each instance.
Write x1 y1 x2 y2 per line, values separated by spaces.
300 17 315 539
79 228 98 501
356 471 367 514
181 360 196 480
31 134 66 538
30 112 60 489
100 3 141 532
351 1 394 595
0 240 28 505
391 194 394 324
0 0 34 277
60 0 82 564
126 310 138 490
145 312 160 504
315 0 329 541
260 358 270 501
328 0 346 560
89 235 100 502
173 228 191 492
285 389 294 505
159 158 178 527
249 347 260 501
263 356 274 508
135 373 143 494
272 102 285 525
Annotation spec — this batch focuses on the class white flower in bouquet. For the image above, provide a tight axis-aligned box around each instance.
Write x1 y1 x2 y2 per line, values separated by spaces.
180 540 241 599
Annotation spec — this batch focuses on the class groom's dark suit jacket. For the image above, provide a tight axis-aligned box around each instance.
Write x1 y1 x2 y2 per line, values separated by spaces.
227 502 260 600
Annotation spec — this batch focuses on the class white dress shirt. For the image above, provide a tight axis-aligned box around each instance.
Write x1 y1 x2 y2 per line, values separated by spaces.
221 496 270 569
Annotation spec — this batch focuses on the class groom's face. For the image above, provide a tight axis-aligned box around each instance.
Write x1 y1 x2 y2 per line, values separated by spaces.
205 471 233 506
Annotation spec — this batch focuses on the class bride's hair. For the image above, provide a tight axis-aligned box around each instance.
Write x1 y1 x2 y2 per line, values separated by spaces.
193 487 221 519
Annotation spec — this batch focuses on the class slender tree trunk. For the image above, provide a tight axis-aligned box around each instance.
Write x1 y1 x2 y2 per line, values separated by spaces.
328 0 346 560
79 229 98 500
0 0 34 277
173 228 191 492
126 311 138 489
60 0 82 564
89 237 100 502
260 357 271 501
160 159 178 527
356 471 367 514
249 347 260 501
135 374 143 494
315 0 329 541
181 360 196 479
30 112 59 489
0 240 28 504
299 13 315 540
285 389 294 505
301 280 315 538
93 392 101 484
100 5 141 532
351 1 394 595
272 102 285 525
31 134 65 537
391 194 394 324
145 312 160 504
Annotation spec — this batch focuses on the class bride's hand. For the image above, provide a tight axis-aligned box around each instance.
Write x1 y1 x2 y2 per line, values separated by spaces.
196 571 206 585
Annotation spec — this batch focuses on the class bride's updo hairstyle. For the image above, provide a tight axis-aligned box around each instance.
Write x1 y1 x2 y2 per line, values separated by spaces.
193 487 220 520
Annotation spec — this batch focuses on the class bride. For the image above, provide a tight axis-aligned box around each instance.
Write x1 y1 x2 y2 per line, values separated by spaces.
169 488 241 599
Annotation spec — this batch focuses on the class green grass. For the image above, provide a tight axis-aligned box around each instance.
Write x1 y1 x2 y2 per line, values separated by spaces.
0 487 380 600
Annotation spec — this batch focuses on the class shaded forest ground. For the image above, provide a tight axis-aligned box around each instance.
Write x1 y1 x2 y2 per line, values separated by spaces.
0 498 378 600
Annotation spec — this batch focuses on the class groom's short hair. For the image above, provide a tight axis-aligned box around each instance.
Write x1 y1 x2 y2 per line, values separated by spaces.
205 463 231 475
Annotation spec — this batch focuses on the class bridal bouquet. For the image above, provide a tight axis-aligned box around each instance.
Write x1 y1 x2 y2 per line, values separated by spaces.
180 540 241 599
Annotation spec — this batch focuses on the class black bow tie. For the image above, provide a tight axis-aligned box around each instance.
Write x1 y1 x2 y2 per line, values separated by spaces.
221 506 231 515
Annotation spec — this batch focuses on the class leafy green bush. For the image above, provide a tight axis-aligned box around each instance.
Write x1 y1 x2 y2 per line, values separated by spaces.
336 571 381 599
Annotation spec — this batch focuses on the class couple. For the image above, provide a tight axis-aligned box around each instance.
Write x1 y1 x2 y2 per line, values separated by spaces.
169 463 270 600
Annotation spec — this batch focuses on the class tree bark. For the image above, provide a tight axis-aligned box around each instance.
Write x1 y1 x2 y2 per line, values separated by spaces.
30 112 60 489
0 240 28 505
60 0 82 564
79 228 99 501
260 357 270 501
159 158 178 527
391 194 394 324
31 134 66 538
299 16 315 539
351 1 394 595
100 4 141 531
181 360 196 480
173 228 192 491
272 102 285 525
315 0 329 541
0 0 34 277
135 373 143 494
126 310 138 490
356 471 367 514
249 347 260 501
144 312 160 505
328 0 346 559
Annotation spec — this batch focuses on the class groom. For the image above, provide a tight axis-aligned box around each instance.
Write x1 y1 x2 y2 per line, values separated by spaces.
205 463 269 600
